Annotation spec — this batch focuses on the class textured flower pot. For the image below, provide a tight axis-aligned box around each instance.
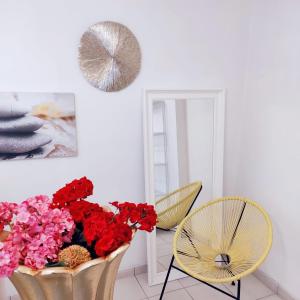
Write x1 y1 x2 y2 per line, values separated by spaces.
9 243 130 300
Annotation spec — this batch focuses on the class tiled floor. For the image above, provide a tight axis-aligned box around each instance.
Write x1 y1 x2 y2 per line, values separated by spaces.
9 272 283 300
114 273 283 300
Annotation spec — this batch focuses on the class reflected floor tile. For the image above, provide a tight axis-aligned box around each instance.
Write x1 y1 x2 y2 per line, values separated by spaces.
114 276 147 300
156 236 166 246
157 242 173 257
157 245 172 253
149 288 192 300
135 272 182 297
157 230 175 243
157 254 173 270
158 254 180 270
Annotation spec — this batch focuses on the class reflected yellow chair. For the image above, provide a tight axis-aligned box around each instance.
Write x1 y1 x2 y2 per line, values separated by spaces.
155 181 202 230
159 197 272 300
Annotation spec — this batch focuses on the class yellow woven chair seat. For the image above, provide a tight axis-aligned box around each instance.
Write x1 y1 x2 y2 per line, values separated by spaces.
155 182 202 230
173 197 272 284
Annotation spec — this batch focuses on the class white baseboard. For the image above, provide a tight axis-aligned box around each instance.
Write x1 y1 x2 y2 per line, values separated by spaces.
254 270 295 300
278 285 296 300
254 269 278 294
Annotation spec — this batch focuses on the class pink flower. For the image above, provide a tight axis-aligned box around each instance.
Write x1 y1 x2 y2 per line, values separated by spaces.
0 202 18 231
0 240 20 277
16 211 30 223
0 195 75 276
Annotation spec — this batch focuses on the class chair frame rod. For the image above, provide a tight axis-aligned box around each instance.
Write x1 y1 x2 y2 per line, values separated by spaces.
158 186 202 299
159 256 241 300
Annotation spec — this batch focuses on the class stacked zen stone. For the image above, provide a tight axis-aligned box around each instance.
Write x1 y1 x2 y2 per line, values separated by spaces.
0 101 52 154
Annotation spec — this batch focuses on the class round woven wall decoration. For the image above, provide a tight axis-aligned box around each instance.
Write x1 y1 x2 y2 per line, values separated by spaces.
79 21 141 92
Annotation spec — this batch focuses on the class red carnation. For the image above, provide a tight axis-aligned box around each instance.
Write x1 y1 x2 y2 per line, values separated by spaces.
52 177 94 208
68 200 104 223
50 177 157 260
95 233 119 257
94 223 132 257
111 201 157 232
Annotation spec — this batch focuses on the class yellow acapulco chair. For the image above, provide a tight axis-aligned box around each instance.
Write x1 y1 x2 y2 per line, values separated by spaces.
159 197 273 300
155 181 202 231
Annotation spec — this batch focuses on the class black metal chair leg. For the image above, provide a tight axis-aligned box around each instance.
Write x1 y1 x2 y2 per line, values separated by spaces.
237 280 241 300
159 256 175 300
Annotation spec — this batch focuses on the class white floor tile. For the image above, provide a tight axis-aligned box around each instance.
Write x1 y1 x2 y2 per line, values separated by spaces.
149 288 192 300
178 275 201 288
135 272 182 297
180 276 232 294
226 275 273 300
157 230 175 243
114 276 147 300
186 283 234 300
260 296 283 300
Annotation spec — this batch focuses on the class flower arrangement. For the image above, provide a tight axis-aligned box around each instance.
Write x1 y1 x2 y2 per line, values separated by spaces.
0 177 157 277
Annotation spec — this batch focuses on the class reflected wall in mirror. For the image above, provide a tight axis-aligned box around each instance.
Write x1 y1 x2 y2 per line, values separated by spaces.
144 90 225 285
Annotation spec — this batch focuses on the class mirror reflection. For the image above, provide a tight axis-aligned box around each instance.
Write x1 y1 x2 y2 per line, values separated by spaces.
152 98 215 274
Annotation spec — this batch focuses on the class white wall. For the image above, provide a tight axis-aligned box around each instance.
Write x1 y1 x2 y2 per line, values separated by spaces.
176 100 190 186
164 100 180 192
0 0 249 298
236 1 300 298
187 99 214 203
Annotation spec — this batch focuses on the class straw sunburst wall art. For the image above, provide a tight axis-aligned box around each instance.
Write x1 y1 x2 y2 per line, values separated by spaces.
78 21 141 92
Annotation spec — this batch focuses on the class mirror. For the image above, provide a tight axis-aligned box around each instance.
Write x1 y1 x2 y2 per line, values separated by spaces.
143 90 225 285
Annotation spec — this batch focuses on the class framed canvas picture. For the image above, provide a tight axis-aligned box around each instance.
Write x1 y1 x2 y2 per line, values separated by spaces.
0 92 77 161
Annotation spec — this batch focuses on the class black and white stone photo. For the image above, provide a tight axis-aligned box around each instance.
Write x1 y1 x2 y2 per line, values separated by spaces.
0 93 77 161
